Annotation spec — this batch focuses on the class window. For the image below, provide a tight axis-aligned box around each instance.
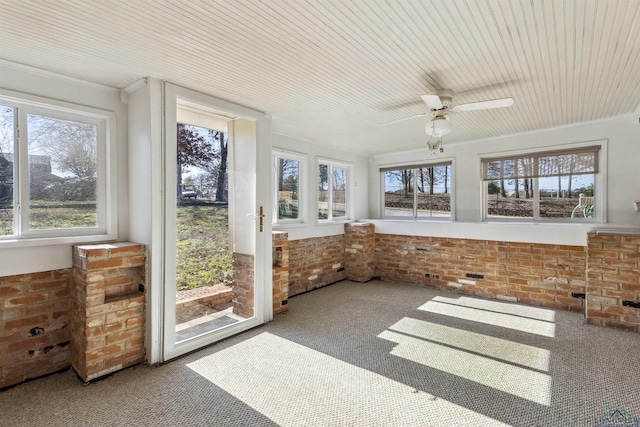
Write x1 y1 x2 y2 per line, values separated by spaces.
0 93 115 241
273 151 304 223
482 146 600 221
318 160 350 221
382 163 452 219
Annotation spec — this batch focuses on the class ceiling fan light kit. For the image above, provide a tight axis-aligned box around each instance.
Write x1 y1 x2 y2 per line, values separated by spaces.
425 115 451 137
425 115 450 154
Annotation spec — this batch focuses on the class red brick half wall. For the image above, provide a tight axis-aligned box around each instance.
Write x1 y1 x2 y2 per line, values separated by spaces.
586 233 640 332
0 269 72 389
374 233 586 311
288 235 346 296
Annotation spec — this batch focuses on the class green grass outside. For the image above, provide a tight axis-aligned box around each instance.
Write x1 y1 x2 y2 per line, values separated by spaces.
0 208 11 235
1 201 231 292
0 200 97 234
176 204 232 291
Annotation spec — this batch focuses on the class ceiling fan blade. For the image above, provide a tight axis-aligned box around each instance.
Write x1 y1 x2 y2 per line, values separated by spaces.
452 97 514 112
420 94 443 109
379 99 424 111
380 113 428 127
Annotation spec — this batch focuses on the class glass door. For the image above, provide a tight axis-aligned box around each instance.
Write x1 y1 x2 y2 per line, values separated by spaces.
162 83 271 361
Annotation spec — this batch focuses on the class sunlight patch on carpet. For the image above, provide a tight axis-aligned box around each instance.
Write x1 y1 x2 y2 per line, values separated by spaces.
419 301 556 337
431 296 556 322
378 328 551 406
388 317 551 372
187 332 509 427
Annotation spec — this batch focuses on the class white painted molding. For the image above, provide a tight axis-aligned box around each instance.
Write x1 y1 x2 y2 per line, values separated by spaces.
0 59 119 92
124 78 148 94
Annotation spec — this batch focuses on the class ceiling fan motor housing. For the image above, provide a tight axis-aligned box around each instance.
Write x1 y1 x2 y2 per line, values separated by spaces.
432 89 453 110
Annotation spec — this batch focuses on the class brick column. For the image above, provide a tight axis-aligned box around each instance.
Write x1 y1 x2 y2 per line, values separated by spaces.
586 232 640 332
344 223 375 282
272 231 289 315
71 242 146 382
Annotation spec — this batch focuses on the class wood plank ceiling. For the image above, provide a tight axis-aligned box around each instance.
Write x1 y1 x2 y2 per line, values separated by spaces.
1 0 640 155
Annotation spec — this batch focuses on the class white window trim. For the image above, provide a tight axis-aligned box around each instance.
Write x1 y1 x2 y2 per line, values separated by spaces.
380 160 455 221
480 140 607 224
0 89 117 245
317 158 353 223
272 149 306 226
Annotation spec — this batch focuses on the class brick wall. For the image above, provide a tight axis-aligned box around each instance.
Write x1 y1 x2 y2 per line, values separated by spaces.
4 229 638 390
71 243 146 382
0 269 72 389
344 223 375 282
586 233 640 332
232 253 254 318
176 285 233 320
288 235 346 296
272 232 289 314
375 233 586 311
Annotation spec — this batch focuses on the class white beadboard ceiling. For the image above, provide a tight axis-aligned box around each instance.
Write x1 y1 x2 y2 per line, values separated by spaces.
1 0 640 155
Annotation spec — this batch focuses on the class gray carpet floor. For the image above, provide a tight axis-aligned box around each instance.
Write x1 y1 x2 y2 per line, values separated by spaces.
1 280 639 426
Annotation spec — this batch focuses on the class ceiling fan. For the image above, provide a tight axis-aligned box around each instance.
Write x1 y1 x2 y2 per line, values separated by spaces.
381 89 514 137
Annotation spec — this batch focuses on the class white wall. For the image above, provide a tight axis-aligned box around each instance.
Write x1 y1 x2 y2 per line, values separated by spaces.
0 61 128 275
368 115 640 246
272 133 370 241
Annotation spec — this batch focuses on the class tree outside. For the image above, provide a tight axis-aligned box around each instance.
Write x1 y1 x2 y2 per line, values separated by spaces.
383 165 452 217
175 123 231 291
277 158 299 219
177 124 228 203
0 108 100 231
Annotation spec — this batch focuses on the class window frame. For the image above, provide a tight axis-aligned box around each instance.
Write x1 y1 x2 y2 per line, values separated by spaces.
0 89 117 245
272 149 305 225
317 158 352 223
480 141 606 224
380 161 454 220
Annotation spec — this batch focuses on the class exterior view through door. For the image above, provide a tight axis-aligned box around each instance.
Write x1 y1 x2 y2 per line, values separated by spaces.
162 84 270 361
174 120 238 342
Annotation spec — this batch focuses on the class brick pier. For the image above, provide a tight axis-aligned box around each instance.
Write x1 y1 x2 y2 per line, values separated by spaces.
71 242 146 382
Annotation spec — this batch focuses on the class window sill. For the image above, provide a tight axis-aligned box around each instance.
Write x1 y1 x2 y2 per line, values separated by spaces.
482 219 600 226
272 222 307 229
381 217 453 222
0 233 117 249
364 219 590 246
317 219 354 225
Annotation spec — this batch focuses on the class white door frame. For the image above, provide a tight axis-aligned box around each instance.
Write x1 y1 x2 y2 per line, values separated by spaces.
161 82 272 361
